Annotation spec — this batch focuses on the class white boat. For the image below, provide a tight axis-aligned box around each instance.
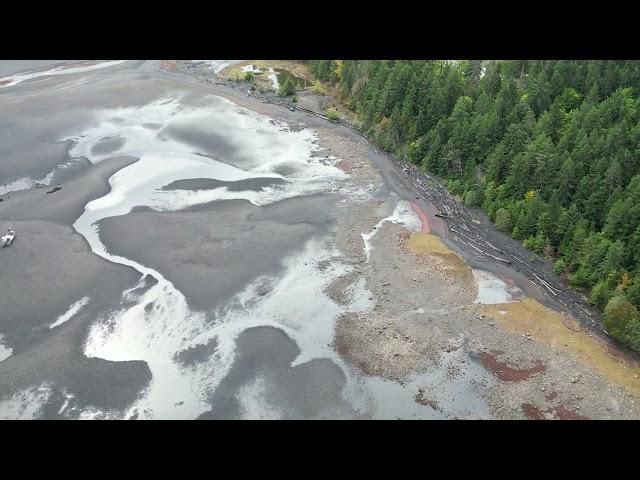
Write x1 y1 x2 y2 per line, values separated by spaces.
1 231 15 247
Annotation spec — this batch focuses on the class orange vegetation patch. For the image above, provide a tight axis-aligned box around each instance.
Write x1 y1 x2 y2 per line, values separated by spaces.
406 232 475 290
408 232 459 257
481 298 640 396
478 350 546 381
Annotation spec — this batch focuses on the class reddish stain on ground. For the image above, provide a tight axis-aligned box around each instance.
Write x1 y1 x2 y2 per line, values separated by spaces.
478 350 547 381
522 402 589 420
61 62 97 70
0 79 11 86
410 202 430 233
521 403 545 419
336 161 353 173
522 388 590 420
554 405 589 420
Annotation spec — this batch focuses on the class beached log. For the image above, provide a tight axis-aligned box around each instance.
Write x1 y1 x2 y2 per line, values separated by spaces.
574 301 593 317
483 252 512 265
482 240 503 254
532 272 558 296
450 227 512 264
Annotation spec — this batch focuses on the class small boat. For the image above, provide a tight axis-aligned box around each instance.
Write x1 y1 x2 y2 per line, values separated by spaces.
1 230 15 247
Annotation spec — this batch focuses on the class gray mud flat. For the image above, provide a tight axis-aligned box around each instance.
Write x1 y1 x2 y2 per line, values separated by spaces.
1 156 138 225
91 136 126 157
98 193 337 313
0 156 147 416
162 177 288 193
199 326 359 419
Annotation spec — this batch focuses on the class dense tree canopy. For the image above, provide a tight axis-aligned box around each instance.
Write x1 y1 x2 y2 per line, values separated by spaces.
311 59 640 351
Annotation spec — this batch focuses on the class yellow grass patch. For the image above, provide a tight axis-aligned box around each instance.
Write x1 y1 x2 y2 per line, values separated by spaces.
481 298 640 395
408 232 455 256
407 233 474 286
